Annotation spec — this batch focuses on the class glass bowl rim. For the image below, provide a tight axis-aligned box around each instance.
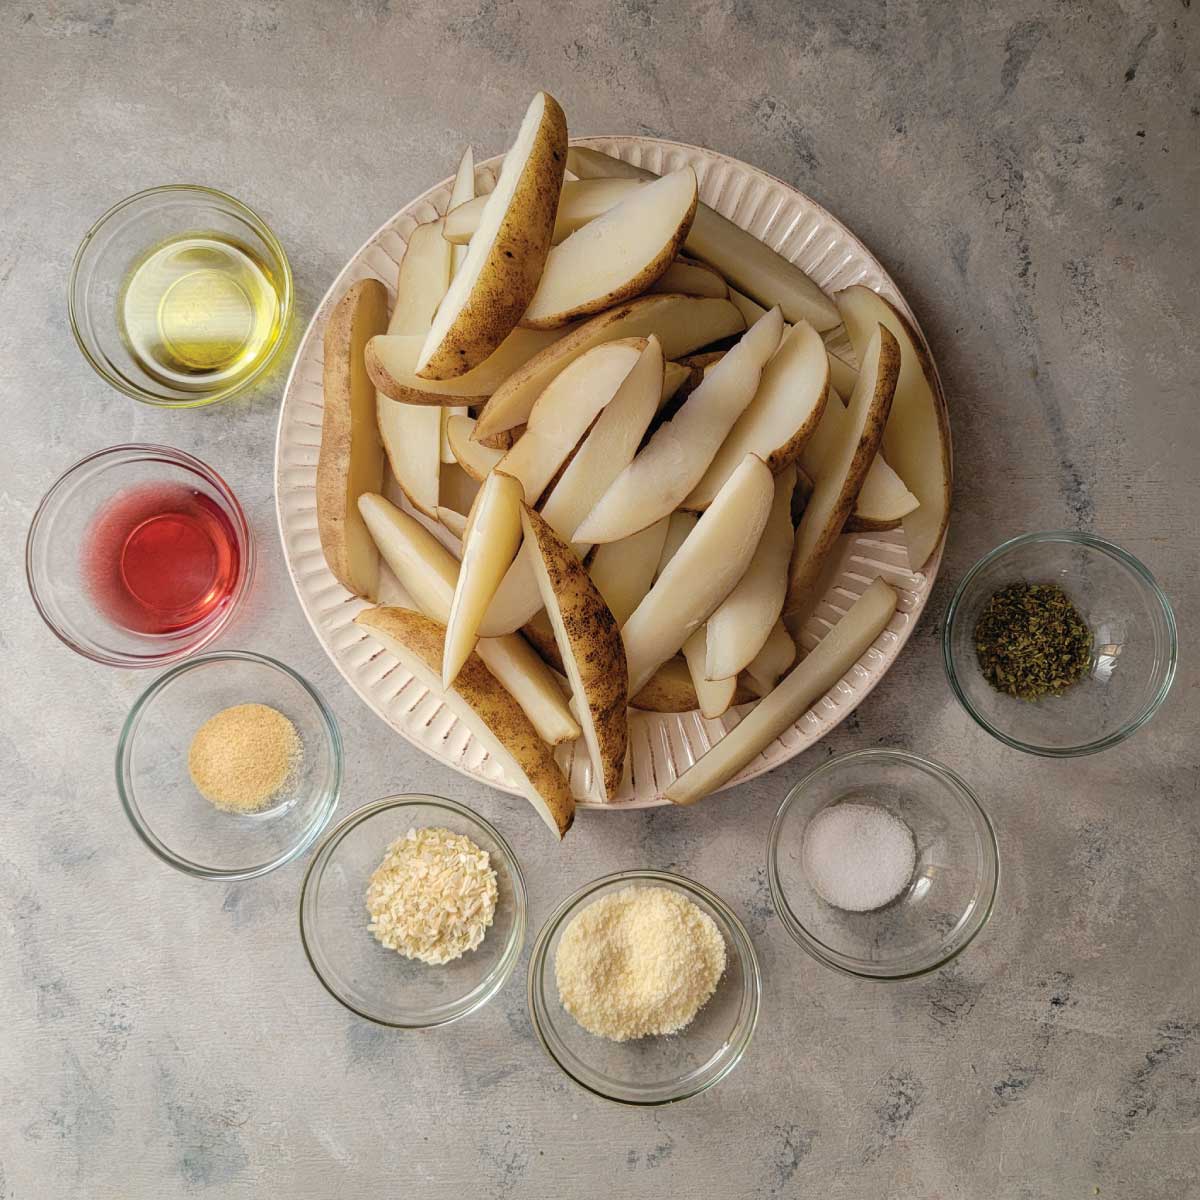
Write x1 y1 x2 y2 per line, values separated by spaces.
767 748 999 981
26 442 256 668
941 530 1178 757
527 868 762 1106
67 183 295 408
115 649 342 880
298 794 528 1030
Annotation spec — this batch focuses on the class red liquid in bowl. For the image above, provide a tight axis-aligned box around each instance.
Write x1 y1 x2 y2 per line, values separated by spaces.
84 483 241 634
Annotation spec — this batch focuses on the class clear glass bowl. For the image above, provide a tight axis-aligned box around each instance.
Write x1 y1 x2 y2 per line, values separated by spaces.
528 870 760 1105
299 796 526 1029
769 750 998 980
943 532 1177 755
27 444 254 667
117 652 340 879
68 185 293 407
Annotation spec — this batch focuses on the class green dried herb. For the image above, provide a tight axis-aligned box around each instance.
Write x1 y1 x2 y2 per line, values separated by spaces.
974 581 1092 700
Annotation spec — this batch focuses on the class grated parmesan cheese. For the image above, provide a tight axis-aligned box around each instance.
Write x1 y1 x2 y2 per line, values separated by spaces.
365 827 498 965
554 886 726 1042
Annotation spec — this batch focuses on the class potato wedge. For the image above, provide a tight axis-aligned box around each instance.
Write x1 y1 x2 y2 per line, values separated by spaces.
649 257 727 299
682 628 736 720
836 286 952 569
439 461 480 516
622 454 774 694
495 338 643 504
378 398 441 519
392 220 453 334
356 606 574 837
444 471 524 687
566 146 840 331
436 506 468 539
522 507 628 803
478 337 665 639
656 510 698 575
666 578 898 805
416 92 566 378
446 413 503 482
368 326 567 406
575 307 784 544
743 620 796 696
684 320 828 510
474 294 744 441
318 278 389 597
358 493 579 744
588 516 670 627
852 453 918 524
521 609 563 672
705 465 796 680
631 655 756 712
827 350 858 401
445 177 647 246
442 147 478 462
727 286 767 326
785 326 900 614
521 167 697 329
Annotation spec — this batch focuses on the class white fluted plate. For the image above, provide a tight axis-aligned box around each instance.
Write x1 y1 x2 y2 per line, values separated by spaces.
274 136 949 810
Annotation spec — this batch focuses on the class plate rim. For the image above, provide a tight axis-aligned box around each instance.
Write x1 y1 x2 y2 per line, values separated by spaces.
274 133 949 810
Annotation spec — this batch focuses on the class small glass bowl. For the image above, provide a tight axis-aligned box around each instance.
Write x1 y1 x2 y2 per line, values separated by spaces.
27 444 254 668
300 796 526 1029
528 870 760 1105
117 652 340 879
943 531 1177 756
68 185 293 407
769 750 998 980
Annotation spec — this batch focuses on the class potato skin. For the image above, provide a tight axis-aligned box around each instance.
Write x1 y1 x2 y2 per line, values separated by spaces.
356 606 574 837
417 93 568 380
317 278 389 598
522 506 628 802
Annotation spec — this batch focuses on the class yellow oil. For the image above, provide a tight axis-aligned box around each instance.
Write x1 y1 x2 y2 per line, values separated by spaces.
119 234 282 391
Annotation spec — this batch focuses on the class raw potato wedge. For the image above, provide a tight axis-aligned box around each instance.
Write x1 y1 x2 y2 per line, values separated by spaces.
439 461 480 516
417 92 567 378
521 168 698 328
358 493 579 744
445 178 648 246
666 578 898 805
368 326 567 405
684 320 828 510
355 607 574 837
683 628 736 720
495 339 643 504
443 471 525 687
622 454 775 694
575 307 784 544
437 507 468 539
477 337 665 639
631 655 756 712
446 413 504 482
588 517 670 627
827 350 858 401
705 465 796 680
522 507 628 803
566 146 840 331
318 278 389 597
649 257 727 298
521 609 563 672
375 220 454 517
785 326 900 614
474 295 744 441
836 286 952 569
442 146 478 461
743 620 796 696
851 454 918 525
727 286 767 326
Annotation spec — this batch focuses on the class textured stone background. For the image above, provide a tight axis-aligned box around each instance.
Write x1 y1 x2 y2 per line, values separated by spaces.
1 2 1197 1196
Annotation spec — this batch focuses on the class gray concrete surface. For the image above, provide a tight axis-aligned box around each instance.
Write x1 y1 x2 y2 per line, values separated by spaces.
2 2 1198 1196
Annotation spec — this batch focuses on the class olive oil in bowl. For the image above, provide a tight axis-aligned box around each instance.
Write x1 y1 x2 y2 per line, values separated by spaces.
119 234 283 392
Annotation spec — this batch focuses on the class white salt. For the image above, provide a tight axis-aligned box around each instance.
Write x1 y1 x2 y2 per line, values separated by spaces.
801 801 917 912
